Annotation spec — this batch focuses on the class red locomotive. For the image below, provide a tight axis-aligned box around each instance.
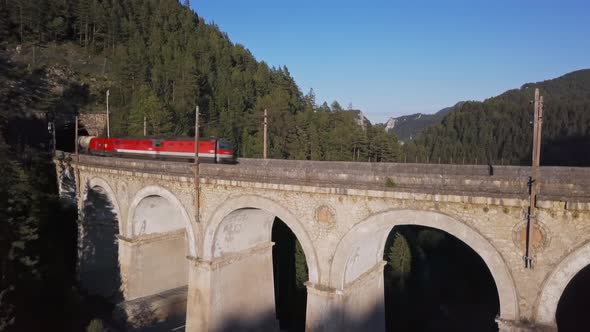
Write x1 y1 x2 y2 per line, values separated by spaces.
79 136 237 163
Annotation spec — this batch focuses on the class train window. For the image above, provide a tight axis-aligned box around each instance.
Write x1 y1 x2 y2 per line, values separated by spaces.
219 141 233 149
154 139 162 147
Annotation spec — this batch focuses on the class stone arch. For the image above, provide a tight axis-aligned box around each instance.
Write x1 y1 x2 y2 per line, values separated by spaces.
535 240 590 326
127 185 197 257
202 194 320 284
83 177 121 231
330 209 519 321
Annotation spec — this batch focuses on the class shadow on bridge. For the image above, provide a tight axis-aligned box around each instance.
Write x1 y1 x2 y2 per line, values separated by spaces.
112 288 187 332
108 302 385 332
79 182 123 303
76 182 125 330
210 305 385 332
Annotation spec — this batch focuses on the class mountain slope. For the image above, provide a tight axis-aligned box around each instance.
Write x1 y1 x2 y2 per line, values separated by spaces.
385 104 458 142
1 0 401 163
405 69 590 166
2 0 310 157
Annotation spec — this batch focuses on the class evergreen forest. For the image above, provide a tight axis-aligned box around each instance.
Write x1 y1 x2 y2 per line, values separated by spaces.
0 0 401 162
403 70 590 166
0 0 589 331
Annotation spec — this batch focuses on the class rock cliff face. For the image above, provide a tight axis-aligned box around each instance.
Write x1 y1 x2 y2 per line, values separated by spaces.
384 103 461 142
353 110 370 129
79 113 107 136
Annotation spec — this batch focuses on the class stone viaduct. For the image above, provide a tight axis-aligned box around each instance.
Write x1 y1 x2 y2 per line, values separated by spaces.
54 153 590 331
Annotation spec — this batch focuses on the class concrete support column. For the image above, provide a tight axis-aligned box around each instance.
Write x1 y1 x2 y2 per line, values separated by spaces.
117 234 130 299
306 261 386 332
186 242 279 332
305 283 345 331
118 230 188 300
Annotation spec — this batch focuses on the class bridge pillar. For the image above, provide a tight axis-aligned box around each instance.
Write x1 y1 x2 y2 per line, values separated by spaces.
185 242 279 332
306 261 385 332
118 231 188 300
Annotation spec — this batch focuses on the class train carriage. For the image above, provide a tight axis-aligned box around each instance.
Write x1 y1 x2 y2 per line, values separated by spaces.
79 136 237 163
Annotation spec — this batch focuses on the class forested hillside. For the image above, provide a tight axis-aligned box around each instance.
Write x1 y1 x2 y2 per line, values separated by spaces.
0 2 398 329
1 1 589 331
0 0 400 162
403 70 590 166
3 0 587 166
385 105 456 142
0 50 80 331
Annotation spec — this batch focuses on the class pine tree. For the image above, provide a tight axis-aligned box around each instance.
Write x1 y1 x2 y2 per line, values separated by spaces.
129 85 172 136
388 232 412 289
294 241 308 289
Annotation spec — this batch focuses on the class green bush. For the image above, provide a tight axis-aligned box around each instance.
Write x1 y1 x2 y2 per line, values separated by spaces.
86 319 103 332
385 177 397 188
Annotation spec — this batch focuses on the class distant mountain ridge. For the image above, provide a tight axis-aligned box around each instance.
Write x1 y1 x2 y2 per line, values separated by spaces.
384 103 461 142
406 69 590 166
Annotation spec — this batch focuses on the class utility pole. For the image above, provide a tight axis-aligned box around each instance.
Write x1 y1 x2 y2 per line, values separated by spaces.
48 118 56 154
75 116 79 157
143 116 147 136
524 88 544 269
263 109 268 159
74 116 81 198
52 120 56 154
194 106 200 224
106 89 110 138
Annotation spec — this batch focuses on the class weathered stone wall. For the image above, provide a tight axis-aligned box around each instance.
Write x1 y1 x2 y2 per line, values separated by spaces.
69 154 590 201
79 113 107 136
56 152 590 331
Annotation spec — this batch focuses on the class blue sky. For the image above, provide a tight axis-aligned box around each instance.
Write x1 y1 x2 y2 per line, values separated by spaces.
192 0 590 123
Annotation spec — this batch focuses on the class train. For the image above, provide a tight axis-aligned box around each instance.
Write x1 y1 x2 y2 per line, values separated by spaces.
78 136 238 163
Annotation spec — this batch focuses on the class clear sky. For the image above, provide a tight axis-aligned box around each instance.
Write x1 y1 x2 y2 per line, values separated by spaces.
191 0 590 123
